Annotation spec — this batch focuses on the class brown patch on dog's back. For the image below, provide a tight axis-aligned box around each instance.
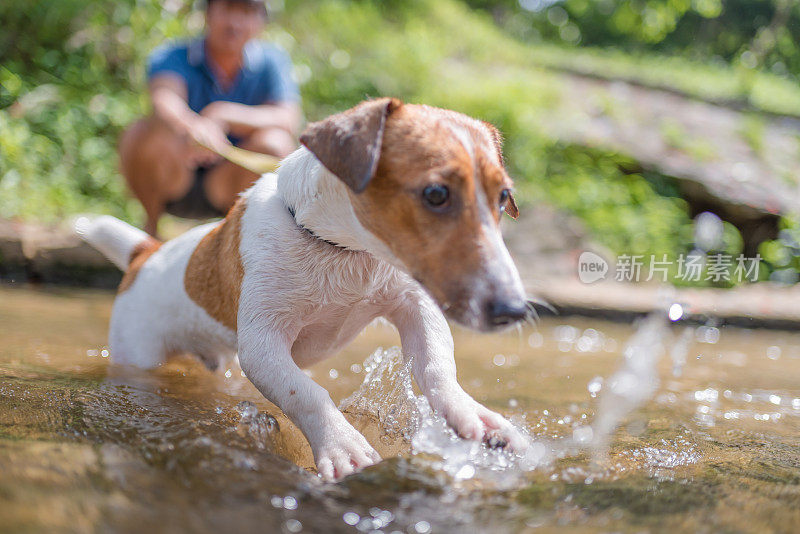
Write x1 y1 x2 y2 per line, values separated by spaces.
118 237 162 294
184 198 246 331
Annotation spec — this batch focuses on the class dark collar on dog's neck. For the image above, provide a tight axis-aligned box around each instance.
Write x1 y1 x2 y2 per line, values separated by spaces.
286 205 347 249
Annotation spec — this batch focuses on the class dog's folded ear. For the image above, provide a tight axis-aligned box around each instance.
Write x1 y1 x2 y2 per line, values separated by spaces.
482 121 519 219
300 97 403 193
505 192 519 220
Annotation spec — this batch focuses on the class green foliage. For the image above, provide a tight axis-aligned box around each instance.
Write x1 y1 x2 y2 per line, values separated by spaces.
521 43 800 117
739 114 767 156
477 0 800 79
466 0 800 118
537 144 695 257
0 0 202 221
1 0 775 286
759 217 800 283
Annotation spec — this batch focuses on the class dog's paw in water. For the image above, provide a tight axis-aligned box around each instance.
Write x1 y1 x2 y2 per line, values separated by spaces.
440 395 529 452
312 423 382 481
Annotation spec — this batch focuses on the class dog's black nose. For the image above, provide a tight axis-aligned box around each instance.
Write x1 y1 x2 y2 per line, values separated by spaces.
487 300 528 327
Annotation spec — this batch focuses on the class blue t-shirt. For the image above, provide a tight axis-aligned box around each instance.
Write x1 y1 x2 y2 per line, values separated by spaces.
147 37 299 115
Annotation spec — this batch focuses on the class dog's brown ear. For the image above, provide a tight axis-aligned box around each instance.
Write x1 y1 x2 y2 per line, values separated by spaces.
483 121 519 219
505 192 519 220
300 97 402 193
482 121 505 168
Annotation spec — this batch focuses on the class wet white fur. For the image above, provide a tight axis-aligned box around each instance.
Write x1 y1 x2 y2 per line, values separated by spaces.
81 143 528 480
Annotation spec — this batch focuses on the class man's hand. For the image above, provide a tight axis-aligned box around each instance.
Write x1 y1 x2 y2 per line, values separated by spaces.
185 114 230 167
199 101 231 128
200 99 301 139
149 75 231 167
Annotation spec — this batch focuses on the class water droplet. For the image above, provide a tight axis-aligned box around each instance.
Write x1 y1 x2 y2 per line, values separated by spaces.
224 369 232 378
587 376 603 396
572 426 593 444
555 325 579 343
454 464 475 480
766 346 781 360
769 394 781 405
696 326 720 344
283 496 297 510
343 512 360 526
694 388 718 403
492 354 506 366
576 336 593 352
284 518 302 533
668 303 684 321
414 521 431 534
528 332 544 347
328 368 339 379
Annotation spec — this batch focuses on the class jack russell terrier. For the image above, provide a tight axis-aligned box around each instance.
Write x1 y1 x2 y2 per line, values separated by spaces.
78 98 532 480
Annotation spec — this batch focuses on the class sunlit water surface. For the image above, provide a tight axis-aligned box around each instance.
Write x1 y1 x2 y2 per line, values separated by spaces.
1 286 799 533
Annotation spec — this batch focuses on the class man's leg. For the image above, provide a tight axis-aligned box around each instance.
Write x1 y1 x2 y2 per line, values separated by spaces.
119 117 194 236
204 127 296 214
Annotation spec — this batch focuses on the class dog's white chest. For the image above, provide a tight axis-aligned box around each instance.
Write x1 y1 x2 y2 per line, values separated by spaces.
290 301 388 368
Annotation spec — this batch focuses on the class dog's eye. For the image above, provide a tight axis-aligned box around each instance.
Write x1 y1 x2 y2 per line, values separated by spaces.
499 188 511 210
422 184 450 208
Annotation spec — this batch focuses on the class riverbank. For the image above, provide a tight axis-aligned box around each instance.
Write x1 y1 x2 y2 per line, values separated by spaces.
3 215 799 330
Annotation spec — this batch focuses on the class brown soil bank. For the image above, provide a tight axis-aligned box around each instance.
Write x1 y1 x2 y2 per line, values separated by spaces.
2 215 800 330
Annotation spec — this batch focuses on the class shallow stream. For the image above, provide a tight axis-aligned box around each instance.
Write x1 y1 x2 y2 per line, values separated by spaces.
1 286 799 533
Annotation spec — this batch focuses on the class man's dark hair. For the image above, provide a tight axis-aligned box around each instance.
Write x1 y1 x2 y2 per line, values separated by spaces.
205 0 268 16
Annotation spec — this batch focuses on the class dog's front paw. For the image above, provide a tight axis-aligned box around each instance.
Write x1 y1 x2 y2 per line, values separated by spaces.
440 396 529 452
311 424 381 481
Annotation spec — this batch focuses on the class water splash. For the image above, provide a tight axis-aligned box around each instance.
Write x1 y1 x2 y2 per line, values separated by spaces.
339 347 417 445
341 304 687 481
670 327 694 377
588 310 672 455
235 400 279 450
339 348 552 484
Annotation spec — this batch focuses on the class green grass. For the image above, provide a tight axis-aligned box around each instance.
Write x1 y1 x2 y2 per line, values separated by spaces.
524 43 800 118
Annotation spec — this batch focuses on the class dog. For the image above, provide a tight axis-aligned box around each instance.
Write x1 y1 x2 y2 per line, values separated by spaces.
78 98 531 480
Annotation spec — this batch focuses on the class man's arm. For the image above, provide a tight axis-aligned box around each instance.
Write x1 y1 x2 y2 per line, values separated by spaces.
199 100 302 139
149 74 231 158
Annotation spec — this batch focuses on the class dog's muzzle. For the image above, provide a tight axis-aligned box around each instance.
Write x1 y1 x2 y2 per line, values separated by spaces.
486 299 528 327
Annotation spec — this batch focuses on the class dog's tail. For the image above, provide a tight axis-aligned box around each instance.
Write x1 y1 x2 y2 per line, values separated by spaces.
74 215 154 271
